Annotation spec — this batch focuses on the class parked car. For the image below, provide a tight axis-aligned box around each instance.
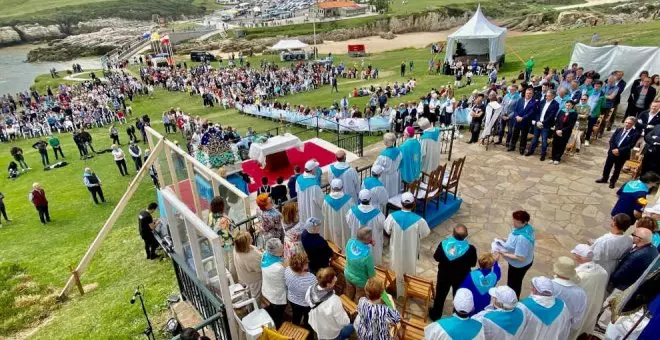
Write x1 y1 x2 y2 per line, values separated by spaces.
190 51 217 62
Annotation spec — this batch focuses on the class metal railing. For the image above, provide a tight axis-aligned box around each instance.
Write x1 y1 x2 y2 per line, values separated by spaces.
337 133 364 157
355 164 373 184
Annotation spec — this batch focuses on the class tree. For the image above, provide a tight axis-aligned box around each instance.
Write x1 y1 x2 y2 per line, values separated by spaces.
370 0 389 13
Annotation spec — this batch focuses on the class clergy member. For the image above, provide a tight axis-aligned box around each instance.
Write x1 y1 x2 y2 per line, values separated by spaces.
374 132 402 197
361 164 388 212
328 150 360 203
296 160 324 222
424 288 485 339
518 276 572 340
418 117 441 173
590 213 633 275
430 224 478 320
345 189 386 265
550 256 587 335
384 192 431 297
472 286 527 340
322 179 354 250
571 244 608 339
399 126 422 186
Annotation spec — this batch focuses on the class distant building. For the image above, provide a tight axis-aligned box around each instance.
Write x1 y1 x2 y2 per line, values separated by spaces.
313 1 367 18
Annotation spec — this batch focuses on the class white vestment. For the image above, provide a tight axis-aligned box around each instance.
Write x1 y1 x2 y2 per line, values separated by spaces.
374 152 402 197
424 316 486 340
591 233 633 275
518 295 572 340
420 127 442 173
361 181 389 212
480 101 503 139
574 262 609 339
383 211 430 297
473 306 528 340
345 204 385 265
295 173 324 222
552 278 588 332
328 162 360 203
321 192 354 250
605 308 649 340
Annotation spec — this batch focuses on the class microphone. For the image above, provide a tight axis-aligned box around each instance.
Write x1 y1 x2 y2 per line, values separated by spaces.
130 287 140 304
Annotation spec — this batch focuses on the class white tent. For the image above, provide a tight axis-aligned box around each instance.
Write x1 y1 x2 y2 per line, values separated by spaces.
270 39 309 50
445 5 507 63
570 42 660 112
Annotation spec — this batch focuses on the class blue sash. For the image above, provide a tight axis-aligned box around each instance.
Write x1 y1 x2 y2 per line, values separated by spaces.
315 168 322 184
652 232 660 248
324 194 352 212
399 138 421 183
346 239 370 260
520 297 565 326
512 224 535 245
436 316 483 340
391 210 422 231
297 175 319 191
421 128 440 142
261 253 282 268
441 236 470 261
484 308 524 336
622 180 649 194
363 176 383 190
380 147 400 161
350 206 380 226
470 269 498 295
330 164 350 178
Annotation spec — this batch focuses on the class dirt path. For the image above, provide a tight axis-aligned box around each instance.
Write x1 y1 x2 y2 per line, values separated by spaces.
556 0 630 10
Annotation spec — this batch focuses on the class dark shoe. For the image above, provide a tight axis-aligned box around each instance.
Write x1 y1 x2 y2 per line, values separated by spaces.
519 150 525 155
507 148 514 152
524 151 533 156
494 141 502 145
540 156 546 161
595 178 608 184
609 182 616 189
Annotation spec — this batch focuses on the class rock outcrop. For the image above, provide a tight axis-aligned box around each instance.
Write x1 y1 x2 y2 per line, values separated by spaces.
0 27 21 45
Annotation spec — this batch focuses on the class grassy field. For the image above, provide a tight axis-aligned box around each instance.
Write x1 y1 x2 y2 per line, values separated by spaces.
1 20 658 338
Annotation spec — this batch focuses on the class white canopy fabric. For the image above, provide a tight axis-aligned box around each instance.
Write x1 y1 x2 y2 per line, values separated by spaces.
270 39 309 50
570 42 660 112
445 5 507 63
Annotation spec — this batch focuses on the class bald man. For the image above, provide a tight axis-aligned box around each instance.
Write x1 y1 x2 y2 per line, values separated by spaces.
607 227 658 293
328 149 360 203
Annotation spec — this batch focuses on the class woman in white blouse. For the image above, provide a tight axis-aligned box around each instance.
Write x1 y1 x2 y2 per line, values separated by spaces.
261 238 287 328
306 268 352 340
111 144 128 176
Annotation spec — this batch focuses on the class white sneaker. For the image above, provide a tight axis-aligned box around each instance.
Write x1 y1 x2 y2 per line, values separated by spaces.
548 160 554 163
585 141 590 146
553 161 559 165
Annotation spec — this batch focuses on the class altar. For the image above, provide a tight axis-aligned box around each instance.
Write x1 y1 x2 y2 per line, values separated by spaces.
248 133 304 171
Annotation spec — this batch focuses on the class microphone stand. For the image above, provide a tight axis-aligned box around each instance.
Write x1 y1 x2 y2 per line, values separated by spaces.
131 286 155 340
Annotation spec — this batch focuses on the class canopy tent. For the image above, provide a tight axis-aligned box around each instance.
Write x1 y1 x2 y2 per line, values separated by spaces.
270 39 309 50
570 42 660 112
445 5 507 63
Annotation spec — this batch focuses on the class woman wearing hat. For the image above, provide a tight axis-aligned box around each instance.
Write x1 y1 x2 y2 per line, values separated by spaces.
261 238 287 328
550 256 587 336
301 217 333 274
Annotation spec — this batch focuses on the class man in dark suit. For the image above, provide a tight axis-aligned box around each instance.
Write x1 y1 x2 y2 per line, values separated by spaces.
642 123 660 177
607 227 657 294
508 87 538 154
625 77 656 119
596 116 638 188
526 90 559 161
635 100 660 137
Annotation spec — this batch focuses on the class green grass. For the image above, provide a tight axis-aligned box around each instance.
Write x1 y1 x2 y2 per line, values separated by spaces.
1 20 658 338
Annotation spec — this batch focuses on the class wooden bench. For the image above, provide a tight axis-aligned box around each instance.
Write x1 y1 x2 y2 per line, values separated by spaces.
278 321 309 340
400 319 425 340
340 294 358 320
375 265 397 296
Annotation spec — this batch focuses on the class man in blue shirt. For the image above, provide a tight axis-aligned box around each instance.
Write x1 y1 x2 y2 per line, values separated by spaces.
287 166 301 199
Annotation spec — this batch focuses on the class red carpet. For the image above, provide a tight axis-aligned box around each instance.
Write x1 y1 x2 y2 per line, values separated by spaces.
171 179 210 213
241 141 336 193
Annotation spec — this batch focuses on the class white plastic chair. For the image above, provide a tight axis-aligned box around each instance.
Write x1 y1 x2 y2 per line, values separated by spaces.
232 297 275 340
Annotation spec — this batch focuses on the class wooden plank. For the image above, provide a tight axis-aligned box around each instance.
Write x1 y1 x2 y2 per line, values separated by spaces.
164 145 181 198
185 158 203 220
210 237 240 340
145 127 166 190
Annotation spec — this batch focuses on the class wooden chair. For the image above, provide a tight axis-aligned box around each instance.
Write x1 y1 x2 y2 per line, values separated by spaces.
386 179 422 214
401 274 435 322
400 319 426 340
330 253 346 273
442 156 465 203
375 265 397 296
328 240 342 257
623 151 643 179
591 115 605 141
340 294 358 320
417 164 446 217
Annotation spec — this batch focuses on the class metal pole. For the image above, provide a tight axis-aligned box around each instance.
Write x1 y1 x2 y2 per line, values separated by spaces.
448 128 455 161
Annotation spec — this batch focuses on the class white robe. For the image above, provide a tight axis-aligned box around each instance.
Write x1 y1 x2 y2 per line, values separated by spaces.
591 232 633 275
345 204 385 265
574 262 609 339
374 153 402 198
480 101 503 139
383 211 430 297
605 308 649 340
295 173 324 222
321 192 354 250
473 306 528 340
424 316 486 340
551 278 588 332
361 181 389 212
518 295 572 340
420 127 442 174
328 162 360 203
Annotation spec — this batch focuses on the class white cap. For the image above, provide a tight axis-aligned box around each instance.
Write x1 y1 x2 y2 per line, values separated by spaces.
488 286 518 309
371 164 384 175
330 178 343 189
304 160 319 171
531 276 554 295
645 202 660 214
453 288 474 314
359 189 371 201
304 217 321 229
571 244 594 259
401 192 415 204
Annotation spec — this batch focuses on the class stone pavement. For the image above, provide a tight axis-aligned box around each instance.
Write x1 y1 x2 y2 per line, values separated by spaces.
354 130 625 316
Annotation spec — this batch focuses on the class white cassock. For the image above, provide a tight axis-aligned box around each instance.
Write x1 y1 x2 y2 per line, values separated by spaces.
605 308 649 340
590 233 633 275
551 278 588 333
361 176 389 212
424 315 486 340
420 127 442 173
374 147 402 197
574 262 608 339
472 306 528 340
328 162 360 203
321 192 354 250
518 295 572 340
295 173 324 222
345 204 385 265
383 210 430 297
479 101 502 140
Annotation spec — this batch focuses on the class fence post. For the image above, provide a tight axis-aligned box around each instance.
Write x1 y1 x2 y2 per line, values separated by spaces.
316 117 319 138
448 128 455 161
359 133 364 157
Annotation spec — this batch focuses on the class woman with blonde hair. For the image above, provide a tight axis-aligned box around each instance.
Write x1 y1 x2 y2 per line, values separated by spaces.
459 252 501 315
306 268 352 339
282 202 305 261
233 231 263 300
256 193 283 243
354 278 401 340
